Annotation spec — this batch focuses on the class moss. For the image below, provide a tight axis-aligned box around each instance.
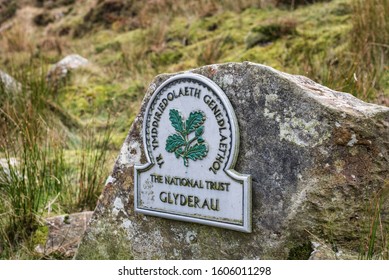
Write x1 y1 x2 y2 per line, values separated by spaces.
115 29 144 44
63 214 70 224
150 49 183 68
60 83 122 118
246 19 297 49
196 36 234 65
187 13 234 44
95 41 122 54
32 226 49 247
330 2 352 16
287 242 313 260
61 0 360 117
238 42 286 69
167 17 191 46
75 221 133 260
380 70 389 98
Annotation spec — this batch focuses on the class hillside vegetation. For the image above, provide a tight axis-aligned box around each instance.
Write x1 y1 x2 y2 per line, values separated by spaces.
0 0 388 259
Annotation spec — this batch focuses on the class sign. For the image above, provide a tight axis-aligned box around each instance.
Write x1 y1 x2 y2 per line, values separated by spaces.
134 73 252 232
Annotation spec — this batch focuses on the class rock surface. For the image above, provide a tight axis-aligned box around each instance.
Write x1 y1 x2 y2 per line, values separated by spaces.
35 211 93 258
0 70 21 93
76 62 389 260
0 157 18 180
46 54 89 86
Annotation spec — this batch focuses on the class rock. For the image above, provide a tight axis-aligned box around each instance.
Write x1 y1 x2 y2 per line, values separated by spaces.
308 241 339 260
46 54 89 87
0 157 18 181
0 70 21 93
35 211 93 258
76 62 389 260
308 241 357 260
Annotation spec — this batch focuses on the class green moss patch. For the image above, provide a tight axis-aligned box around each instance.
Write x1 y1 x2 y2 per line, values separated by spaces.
32 226 49 247
287 242 313 260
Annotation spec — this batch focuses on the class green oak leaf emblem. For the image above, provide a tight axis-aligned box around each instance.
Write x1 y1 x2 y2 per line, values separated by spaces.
165 109 208 167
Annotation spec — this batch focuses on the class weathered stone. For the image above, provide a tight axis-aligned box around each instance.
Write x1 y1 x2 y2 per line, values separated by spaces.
46 54 89 87
308 241 357 260
0 70 21 93
35 211 93 258
76 62 389 260
0 157 18 180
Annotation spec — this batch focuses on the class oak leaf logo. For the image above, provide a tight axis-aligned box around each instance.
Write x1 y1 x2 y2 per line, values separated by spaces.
165 109 208 167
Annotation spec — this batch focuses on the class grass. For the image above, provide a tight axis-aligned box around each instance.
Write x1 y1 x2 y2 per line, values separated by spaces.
62 119 112 212
359 183 389 260
350 0 389 101
0 66 62 257
0 64 112 259
0 126 65 257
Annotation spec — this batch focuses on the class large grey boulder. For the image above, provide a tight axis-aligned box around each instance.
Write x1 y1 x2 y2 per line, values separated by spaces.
76 62 389 259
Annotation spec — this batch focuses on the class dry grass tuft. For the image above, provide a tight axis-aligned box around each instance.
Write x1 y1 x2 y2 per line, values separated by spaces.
350 0 389 101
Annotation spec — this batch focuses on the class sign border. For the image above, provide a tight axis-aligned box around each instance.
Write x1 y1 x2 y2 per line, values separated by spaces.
134 73 252 233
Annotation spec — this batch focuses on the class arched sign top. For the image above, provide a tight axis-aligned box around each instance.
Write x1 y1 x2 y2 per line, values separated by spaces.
135 73 252 232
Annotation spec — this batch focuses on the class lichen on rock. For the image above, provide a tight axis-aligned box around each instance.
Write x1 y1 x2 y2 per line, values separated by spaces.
76 62 389 260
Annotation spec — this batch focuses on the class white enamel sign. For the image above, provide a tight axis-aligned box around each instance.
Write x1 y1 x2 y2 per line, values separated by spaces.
134 73 252 232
